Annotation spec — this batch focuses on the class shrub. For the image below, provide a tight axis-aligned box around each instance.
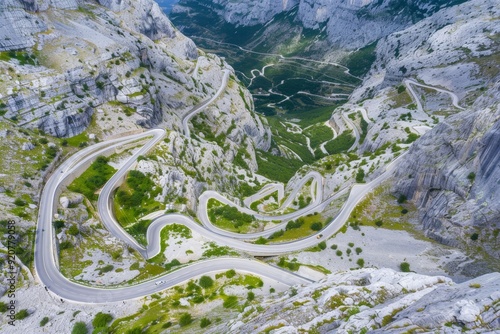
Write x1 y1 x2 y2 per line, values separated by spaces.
14 198 27 207
199 276 214 289
375 220 383 227
225 269 236 278
40 316 49 326
92 312 113 328
72 322 88 334
200 318 211 328
59 241 73 250
401 208 408 214
336 250 343 256
15 309 29 320
400 262 411 272
318 241 327 250
247 291 255 301
310 222 323 231
355 169 365 183
68 224 79 236
330 244 338 250
397 195 407 204
348 242 354 247
0 302 7 313
355 247 363 255
357 258 365 267
470 233 479 241
467 172 476 182
179 313 192 327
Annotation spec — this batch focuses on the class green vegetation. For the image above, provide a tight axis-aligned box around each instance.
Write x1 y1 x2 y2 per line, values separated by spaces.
68 156 116 201
208 200 255 232
115 170 163 225
256 149 304 182
0 50 39 66
277 257 300 271
199 276 214 289
179 313 193 327
40 316 49 327
72 322 88 334
342 42 377 77
15 309 29 320
92 312 113 329
200 318 211 328
324 131 355 155
304 124 334 147
400 262 411 272
266 213 325 242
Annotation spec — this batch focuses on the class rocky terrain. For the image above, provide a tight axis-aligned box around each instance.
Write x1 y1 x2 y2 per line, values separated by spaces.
345 0 500 271
0 0 499 333
218 268 500 333
173 0 469 56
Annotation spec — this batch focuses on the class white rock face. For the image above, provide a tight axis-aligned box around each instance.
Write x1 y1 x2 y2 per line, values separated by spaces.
212 269 500 333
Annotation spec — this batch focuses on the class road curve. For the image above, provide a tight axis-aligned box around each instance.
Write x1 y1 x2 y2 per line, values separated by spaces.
35 130 313 304
404 79 464 112
182 69 230 137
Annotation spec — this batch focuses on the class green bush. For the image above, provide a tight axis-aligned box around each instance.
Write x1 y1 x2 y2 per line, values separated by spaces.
179 313 192 327
199 276 214 289
200 318 211 328
225 269 236 278
355 169 365 183
92 312 113 328
357 258 365 267
40 316 49 326
59 241 73 250
400 262 411 272
310 222 323 231
72 322 88 334
247 291 255 301
318 241 327 250
0 302 7 313
15 309 29 320
68 224 79 236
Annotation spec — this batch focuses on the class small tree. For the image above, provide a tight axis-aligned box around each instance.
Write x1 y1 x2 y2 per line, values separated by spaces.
15 309 29 320
72 322 88 334
355 247 363 255
357 258 365 267
199 276 214 289
400 262 411 272
40 317 49 327
225 269 236 278
310 222 323 231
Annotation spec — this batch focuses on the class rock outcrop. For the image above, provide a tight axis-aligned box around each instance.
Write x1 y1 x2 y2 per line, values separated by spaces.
216 268 500 333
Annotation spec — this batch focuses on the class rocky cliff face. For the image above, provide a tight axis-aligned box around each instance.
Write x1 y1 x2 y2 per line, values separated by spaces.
338 0 500 263
175 0 468 50
215 268 500 333
393 84 500 261
0 0 270 151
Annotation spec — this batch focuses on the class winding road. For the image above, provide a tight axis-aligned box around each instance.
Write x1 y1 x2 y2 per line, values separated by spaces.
33 72 456 304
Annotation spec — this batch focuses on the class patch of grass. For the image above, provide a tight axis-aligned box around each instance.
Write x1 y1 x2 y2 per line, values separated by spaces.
114 170 164 223
267 214 324 243
256 149 304 183
68 156 116 201
324 131 355 155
